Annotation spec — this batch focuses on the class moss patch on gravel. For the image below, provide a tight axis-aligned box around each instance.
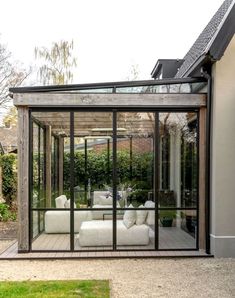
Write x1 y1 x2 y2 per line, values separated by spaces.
0 280 109 298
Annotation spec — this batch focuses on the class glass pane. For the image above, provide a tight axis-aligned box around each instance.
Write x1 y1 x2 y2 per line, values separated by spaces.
32 210 70 251
116 112 155 250
73 112 113 250
159 209 197 249
116 82 207 93
32 123 39 208
117 112 154 208
73 112 113 208
31 112 70 209
159 112 198 208
51 136 59 205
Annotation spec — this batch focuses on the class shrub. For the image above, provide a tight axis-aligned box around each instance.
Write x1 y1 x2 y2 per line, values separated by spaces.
0 202 16 221
63 150 153 190
0 154 17 206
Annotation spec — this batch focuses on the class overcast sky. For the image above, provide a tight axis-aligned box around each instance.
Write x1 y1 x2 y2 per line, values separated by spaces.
0 0 224 84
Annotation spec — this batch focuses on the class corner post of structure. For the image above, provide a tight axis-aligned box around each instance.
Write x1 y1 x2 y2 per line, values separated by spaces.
45 125 52 206
17 106 29 252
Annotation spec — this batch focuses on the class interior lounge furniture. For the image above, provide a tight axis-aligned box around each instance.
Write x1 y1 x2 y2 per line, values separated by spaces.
45 210 92 233
45 195 92 233
92 190 121 220
79 220 150 247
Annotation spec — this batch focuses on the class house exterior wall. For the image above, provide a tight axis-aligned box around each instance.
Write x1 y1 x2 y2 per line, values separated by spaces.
211 34 235 257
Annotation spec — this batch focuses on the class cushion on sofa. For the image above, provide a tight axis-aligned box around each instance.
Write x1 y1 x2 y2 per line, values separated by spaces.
93 191 110 205
123 204 136 229
144 200 155 225
136 205 148 225
64 199 76 208
98 195 113 205
55 195 67 208
91 201 120 220
45 210 92 233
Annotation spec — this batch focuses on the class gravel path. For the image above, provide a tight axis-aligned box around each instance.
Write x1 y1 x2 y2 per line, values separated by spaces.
0 258 234 297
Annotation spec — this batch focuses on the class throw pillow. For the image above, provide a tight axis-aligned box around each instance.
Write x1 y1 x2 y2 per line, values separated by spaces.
123 204 136 229
64 199 76 208
144 200 155 225
136 205 148 225
55 195 67 208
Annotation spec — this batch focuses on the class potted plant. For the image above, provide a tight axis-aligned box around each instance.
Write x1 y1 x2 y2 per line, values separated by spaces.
160 210 176 227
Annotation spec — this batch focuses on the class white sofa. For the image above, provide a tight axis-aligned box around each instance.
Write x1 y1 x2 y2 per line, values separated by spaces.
92 191 121 220
45 195 92 233
79 220 150 246
45 210 92 233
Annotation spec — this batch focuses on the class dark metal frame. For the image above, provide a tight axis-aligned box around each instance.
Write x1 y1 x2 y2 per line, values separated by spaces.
29 106 202 253
10 77 206 93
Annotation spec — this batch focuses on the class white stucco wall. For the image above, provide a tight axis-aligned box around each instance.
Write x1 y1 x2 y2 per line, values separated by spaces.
211 34 235 257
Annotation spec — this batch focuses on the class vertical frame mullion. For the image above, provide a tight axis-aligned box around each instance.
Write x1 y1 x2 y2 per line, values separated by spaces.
113 111 117 250
154 112 160 250
70 111 75 251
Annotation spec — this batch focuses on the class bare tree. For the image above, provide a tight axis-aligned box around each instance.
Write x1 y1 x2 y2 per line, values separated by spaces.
0 41 29 107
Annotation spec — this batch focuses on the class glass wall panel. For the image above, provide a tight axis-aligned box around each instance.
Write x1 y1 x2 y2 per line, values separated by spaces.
116 112 155 250
32 210 70 250
158 112 198 249
159 209 197 249
159 112 198 208
31 112 70 251
51 136 59 205
73 112 113 208
30 109 200 252
32 122 39 209
73 112 113 250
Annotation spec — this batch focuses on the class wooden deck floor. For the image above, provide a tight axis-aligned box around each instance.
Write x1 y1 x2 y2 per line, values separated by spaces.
31 227 195 251
0 227 211 259
0 241 210 259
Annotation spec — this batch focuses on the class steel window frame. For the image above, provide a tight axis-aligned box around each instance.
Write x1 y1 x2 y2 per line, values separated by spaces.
28 106 202 253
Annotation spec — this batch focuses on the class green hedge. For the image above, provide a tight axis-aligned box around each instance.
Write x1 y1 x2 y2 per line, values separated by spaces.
0 154 17 205
63 150 153 190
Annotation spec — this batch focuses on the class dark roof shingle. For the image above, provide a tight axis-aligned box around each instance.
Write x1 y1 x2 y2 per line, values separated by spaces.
175 0 234 78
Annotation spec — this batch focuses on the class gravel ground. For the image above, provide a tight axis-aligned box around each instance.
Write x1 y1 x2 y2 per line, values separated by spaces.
0 258 234 297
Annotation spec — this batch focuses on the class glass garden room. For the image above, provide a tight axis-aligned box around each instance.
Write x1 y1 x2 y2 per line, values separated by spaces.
11 78 209 253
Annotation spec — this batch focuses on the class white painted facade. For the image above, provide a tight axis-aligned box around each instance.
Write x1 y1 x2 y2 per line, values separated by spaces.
211 34 235 257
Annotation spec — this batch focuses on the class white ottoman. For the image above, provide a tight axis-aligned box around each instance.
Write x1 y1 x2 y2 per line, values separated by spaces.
79 220 149 246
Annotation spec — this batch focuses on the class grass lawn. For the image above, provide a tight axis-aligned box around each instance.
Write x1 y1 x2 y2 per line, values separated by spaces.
0 280 110 298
